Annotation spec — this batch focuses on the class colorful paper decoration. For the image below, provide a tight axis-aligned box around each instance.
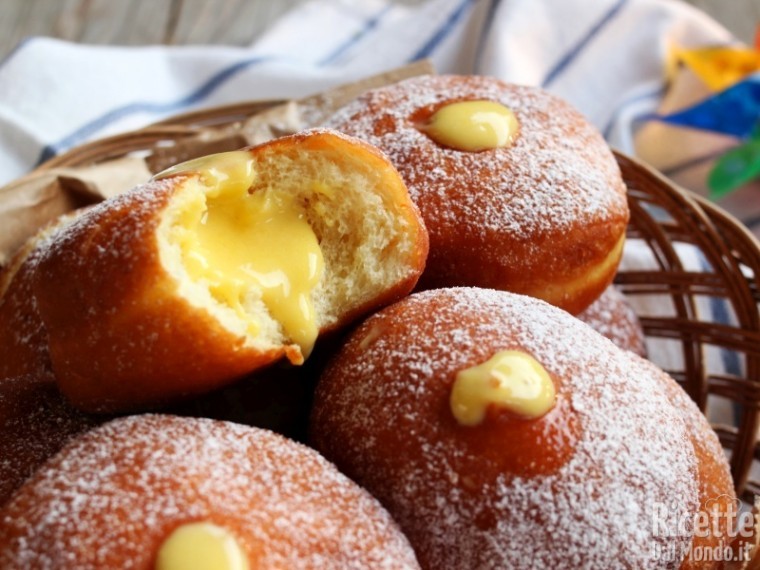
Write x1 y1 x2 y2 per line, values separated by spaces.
654 35 760 197
656 78 760 139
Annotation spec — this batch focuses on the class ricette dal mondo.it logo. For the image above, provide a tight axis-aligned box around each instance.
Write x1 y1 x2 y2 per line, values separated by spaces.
651 495 756 564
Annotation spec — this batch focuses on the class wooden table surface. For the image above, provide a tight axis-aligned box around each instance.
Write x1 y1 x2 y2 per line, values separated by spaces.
1 0 759 62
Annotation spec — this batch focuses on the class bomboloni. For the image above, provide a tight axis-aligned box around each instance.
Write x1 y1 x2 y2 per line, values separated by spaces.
310 287 734 569
29 130 428 413
0 415 420 569
326 75 629 314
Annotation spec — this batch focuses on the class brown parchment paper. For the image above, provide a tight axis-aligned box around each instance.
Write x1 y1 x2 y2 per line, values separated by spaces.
0 60 434 268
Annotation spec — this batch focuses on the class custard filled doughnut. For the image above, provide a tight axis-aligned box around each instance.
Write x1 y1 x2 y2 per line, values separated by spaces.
326 75 629 314
0 415 420 569
32 130 428 413
310 288 734 569
0 374 100 505
577 284 647 356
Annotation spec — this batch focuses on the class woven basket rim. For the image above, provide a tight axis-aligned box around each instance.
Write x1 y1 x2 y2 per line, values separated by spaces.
6 98 760 500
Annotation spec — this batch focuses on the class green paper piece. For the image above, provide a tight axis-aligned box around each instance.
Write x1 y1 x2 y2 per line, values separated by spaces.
708 138 760 199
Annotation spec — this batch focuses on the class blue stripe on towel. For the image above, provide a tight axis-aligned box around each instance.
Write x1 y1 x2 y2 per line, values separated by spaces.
319 5 392 65
602 84 666 140
35 55 281 164
408 0 478 61
541 0 629 88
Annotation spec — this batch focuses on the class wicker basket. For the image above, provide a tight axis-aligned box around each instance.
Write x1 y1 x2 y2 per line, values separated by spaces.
20 101 760 501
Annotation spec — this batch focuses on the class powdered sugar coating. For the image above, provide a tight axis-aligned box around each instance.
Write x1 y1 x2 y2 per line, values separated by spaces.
325 76 628 298
0 375 99 505
0 213 79 381
326 74 626 234
0 245 50 378
0 415 419 569
577 285 647 357
311 288 704 569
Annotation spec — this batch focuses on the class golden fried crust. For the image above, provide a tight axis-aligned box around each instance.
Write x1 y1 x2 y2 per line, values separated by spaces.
32 130 428 413
0 240 52 380
310 288 730 569
32 179 285 413
0 212 82 381
0 415 420 569
326 75 629 314
656 375 736 570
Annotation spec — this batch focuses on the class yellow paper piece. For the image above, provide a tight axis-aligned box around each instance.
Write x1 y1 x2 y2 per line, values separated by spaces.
673 45 760 92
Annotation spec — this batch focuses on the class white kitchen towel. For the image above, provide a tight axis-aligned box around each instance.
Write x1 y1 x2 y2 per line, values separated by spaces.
0 0 733 185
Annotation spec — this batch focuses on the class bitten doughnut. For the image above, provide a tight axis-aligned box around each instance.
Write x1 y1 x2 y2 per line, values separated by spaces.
577 284 647 356
0 415 420 569
326 75 629 314
310 288 735 569
31 129 428 413
0 374 100 505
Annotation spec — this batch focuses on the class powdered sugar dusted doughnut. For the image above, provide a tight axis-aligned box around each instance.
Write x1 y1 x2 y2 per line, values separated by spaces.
0 239 50 381
577 284 647 356
309 288 734 569
31 130 428 413
0 415 419 569
326 75 629 314
0 213 81 381
0 374 100 506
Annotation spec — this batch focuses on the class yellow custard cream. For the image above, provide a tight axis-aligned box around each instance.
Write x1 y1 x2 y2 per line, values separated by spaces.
422 100 519 151
158 151 324 359
155 151 256 188
450 350 556 426
155 522 249 570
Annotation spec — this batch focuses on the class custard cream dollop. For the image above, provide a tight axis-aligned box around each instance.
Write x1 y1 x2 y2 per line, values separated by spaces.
450 350 556 426
155 521 249 570
421 100 519 151
156 151 324 361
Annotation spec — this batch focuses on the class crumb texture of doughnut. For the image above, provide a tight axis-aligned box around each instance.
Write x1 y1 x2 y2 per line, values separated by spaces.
577 285 647 357
0 415 420 570
310 287 733 569
32 129 428 413
325 75 629 314
0 374 100 506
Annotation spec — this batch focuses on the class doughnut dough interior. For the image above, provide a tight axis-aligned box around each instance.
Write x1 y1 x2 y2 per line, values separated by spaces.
158 132 427 363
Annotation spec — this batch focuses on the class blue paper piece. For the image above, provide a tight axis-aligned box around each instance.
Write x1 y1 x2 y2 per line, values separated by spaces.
656 76 760 139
